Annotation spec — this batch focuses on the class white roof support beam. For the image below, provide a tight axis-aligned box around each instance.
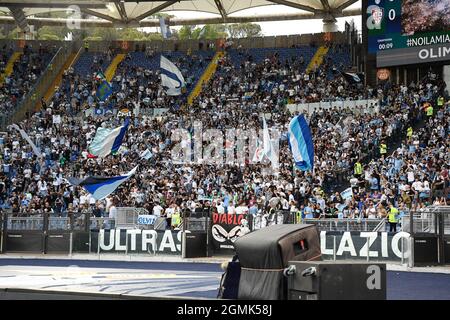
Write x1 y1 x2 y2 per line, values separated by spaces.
335 0 359 12
0 8 361 28
266 0 318 13
115 1 128 22
80 8 122 23
132 0 178 22
8 6 29 31
214 0 227 19
0 0 106 8
320 0 336 22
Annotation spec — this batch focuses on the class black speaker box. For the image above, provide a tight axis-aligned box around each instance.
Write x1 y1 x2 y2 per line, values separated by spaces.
287 261 386 300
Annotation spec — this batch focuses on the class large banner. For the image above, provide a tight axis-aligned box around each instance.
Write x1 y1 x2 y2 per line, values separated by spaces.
210 213 250 252
320 231 411 261
90 229 182 255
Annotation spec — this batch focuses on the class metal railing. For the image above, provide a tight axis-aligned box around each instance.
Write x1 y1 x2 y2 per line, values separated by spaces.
90 217 115 230
372 219 386 232
402 206 450 234
48 217 71 230
115 207 150 229
7 217 44 230
247 210 385 232
302 218 384 232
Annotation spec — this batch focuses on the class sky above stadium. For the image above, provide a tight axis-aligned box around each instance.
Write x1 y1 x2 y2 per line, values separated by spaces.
142 1 362 36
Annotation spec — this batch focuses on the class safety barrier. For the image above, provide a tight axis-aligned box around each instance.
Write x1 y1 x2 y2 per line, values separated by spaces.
0 32 348 55
401 206 450 265
286 99 380 115
0 208 427 264
0 207 181 255
207 210 411 262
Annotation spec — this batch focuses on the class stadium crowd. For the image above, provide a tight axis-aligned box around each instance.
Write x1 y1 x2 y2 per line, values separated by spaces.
0 44 448 230
0 44 55 115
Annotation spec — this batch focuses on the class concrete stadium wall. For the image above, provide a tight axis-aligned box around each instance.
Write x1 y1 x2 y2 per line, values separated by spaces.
0 32 347 53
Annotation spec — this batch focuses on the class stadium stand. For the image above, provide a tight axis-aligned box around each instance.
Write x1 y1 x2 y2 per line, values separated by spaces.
0 44 56 116
0 40 448 227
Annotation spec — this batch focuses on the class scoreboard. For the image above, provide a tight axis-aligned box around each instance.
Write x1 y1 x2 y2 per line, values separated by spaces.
366 0 450 67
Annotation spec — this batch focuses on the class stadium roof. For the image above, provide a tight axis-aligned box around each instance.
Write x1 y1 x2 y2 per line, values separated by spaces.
0 0 361 28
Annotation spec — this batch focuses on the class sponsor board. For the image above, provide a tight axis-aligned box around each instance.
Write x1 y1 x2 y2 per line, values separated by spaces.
137 214 157 225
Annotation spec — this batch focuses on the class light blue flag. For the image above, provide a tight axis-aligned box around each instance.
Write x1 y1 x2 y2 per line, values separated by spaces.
341 187 353 200
159 17 172 39
88 118 129 158
288 114 314 171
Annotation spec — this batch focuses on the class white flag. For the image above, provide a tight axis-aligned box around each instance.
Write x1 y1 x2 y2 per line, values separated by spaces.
262 117 278 169
160 55 185 96
10 124 42 158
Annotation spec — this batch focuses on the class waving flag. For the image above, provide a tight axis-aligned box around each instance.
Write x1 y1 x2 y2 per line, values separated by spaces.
262 117 278 169
341 187 353 200
68 166 138 200
96 80 112 101
252 139 264 162
253 117 278 168
342 72 364 85
159 17 172 39
288 114 314 171
88 118 129 158
160 55 185 96
10 124 42 158
95 71 106 81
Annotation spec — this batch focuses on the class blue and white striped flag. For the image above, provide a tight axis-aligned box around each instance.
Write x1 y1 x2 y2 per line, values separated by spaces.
68 166 138 200
88 118 129 158
288 114 314 171
160 55 185 96
159 17 172 39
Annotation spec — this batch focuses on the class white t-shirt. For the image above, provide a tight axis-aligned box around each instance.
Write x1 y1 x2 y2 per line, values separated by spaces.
80 195 87 205
24 168 32 179
412 181 423 192
153 205 164 217
235 206 249 215
38 180 47 192
165 207 174 218
109 206 117 219
216 204 225 214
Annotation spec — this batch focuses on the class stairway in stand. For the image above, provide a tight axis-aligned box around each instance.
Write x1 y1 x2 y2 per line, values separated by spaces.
104 54 126 82
0 52 22 84
306 46 329 74
187 51 225 105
